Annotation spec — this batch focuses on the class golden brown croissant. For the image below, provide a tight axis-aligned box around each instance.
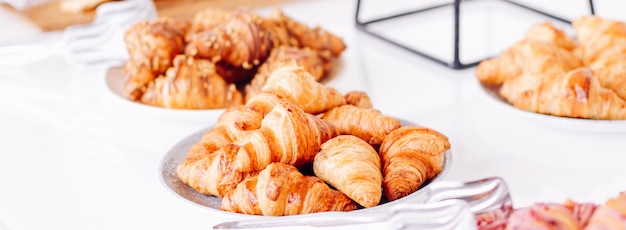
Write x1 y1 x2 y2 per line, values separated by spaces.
267 8 346 59
313 135 382 208
475 40 581 85
344 91 373 109
585 192 626 229
244 46 326 101
261 60 346 114
379 126 450 201
589 55 626 101
124 17 190 100
140 55 244 109
232 101 339 172
573 16 626 65
523 22 577 51
185 7 272 71
176 144 256 197
321 105 401 145
500 67 626 120
221 162 358 215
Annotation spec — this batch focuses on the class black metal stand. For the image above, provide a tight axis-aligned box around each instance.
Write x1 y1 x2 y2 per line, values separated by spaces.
355 0 596 70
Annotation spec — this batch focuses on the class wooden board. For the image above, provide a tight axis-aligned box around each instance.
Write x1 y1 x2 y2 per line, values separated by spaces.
5 0 294 32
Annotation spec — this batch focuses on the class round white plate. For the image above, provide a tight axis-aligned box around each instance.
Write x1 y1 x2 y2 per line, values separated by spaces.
478 81 626 133
159 125 452 217
104 66 225 124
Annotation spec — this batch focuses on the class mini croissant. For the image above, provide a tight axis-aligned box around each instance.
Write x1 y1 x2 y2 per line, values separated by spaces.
261 60 346 114
379 126 450 201
232 101 339 172
321 105 401 145
475 40 581 85
140 55 244 109
221 163 358 215
313 135 382 208
500 67 626 120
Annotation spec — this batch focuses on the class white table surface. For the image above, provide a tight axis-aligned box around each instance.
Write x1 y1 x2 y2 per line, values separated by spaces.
1 0 626 229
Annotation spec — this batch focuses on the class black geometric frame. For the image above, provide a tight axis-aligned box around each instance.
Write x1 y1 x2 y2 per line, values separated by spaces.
355 0 596 70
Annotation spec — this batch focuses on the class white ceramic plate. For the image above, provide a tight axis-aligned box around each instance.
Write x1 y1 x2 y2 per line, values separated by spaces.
104 66 225 124
478 81 626 133
159 124 452 217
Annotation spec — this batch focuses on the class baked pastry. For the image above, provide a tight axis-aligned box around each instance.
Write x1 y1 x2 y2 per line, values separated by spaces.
244 46 326 101
344 91 373 109
140 55 244 109
313 135 382 208
475 40 581 85
573 16 626 65
589 55 626 101
185 7 272 71
221 163 358 216
500 67 626 120
232 101 339 172
379 126 450 201
523 22 577 51
124 17 190 100
505 201 598 230
266 7 346 60
176 144 256 197
321 105 401 145
585 192 626 229
261 60 346 114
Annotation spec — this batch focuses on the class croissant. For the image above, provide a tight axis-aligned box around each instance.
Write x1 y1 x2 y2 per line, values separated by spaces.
267 7 346 59
176 144 255 197
379 126 450 201
261 60 346 114
221 163 358 216
321 105 401 145
573 16 626 65
185 7 273 72
344 91 373 109
505 202 595 230
585 192 626 229
475 40 581 85
313 135 382 208
589 55 626 101
123 17 190 100
232 101 339 172
140 55 244 109
244 46 326 101
523 22 577 51
500 67 626 120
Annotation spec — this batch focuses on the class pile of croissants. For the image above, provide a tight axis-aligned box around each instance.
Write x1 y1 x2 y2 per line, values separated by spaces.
477 191 626 230
122 6 345 109
476 16 626 120
174 60 451 216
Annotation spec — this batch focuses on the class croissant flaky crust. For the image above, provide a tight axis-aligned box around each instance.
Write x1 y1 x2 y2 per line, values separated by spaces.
221 163 358 216
313 135 382 208
379 126 450 202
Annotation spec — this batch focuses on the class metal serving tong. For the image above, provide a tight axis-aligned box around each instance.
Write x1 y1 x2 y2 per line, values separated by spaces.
213 177 512 229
